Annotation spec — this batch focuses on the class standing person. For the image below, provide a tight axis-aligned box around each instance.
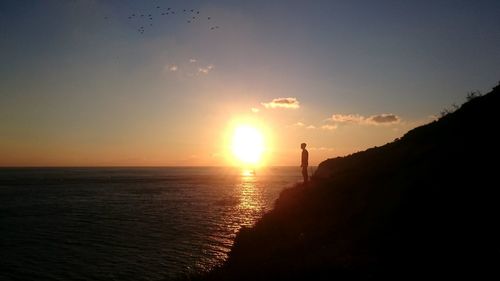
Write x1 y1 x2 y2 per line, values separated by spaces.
301 143 309 185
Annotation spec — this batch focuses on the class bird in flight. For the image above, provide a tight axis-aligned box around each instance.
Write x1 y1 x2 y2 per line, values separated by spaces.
104 5 221 34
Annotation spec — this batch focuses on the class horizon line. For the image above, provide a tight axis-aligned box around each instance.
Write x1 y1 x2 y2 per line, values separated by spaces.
0 165 317 169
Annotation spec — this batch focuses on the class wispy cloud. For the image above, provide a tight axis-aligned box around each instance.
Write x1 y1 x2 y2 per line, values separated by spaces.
289 122 317 129
428 115 439 122
366 114 400 124
261 97 300 109
331 114 365 124
165 59 214 76
321 124 338 130
251 107 260 113
327 113 400 125
198 65 214 74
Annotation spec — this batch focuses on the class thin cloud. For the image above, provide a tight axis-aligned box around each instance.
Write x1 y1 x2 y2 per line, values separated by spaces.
331 114 365 123
366 114 400 124
428 115 439 121
321 124 338 130
251 107 260 113
290 122 316 129
198 64 214 74
189 58 197 63
261 97 300 109
328 113 400 125
168 65 178 72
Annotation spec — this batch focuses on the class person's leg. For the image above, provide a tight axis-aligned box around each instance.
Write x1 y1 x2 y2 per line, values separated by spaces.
302 167 308 184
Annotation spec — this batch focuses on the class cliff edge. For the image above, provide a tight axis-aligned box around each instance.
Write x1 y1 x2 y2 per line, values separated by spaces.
201 83 500 280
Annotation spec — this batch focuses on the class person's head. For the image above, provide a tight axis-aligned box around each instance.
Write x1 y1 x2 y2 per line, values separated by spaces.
301 143 306 149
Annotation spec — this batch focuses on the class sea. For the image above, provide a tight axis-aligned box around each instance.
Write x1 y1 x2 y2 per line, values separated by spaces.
0 167 302 280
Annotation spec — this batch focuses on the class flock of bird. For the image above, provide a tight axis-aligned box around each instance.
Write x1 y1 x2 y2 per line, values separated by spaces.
105 5 220 34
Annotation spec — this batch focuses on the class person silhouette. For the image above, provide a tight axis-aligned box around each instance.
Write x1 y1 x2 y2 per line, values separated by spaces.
300 143 309 185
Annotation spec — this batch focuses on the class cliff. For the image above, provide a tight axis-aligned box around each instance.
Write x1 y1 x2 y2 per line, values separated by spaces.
200 83 500 280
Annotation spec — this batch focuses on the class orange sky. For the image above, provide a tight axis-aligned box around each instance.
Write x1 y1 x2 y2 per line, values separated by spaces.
1 1 498 167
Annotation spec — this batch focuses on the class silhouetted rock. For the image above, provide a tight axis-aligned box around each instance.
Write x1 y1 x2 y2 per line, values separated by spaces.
199 82 500 280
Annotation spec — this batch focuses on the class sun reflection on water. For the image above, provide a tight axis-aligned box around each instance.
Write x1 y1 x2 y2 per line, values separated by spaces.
240 168 255 177
237 168 265 227
200 167 278 271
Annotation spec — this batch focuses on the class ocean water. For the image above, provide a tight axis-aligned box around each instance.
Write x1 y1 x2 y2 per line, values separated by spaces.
0 167 302 280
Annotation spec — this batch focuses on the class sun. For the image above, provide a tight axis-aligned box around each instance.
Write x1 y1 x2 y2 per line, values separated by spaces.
231 125 264 165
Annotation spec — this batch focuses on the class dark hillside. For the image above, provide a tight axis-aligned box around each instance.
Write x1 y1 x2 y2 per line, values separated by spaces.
201 83 500 280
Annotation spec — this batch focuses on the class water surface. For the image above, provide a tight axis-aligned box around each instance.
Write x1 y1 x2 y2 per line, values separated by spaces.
0 167 301 280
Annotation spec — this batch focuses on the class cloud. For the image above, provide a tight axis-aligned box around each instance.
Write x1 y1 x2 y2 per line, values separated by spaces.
366 114 400 124
289 122 316 129
328 113 400 125
251 107 260 113
198 64 214 74
428 115 439 122
321 124 338 130
331 114 365 123
261 97 300 109
165 60 215 77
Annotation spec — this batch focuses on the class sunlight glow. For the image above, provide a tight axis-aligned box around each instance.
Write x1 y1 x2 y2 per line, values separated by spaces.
231 125 264 165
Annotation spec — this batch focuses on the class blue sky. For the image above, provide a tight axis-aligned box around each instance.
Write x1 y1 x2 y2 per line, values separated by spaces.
1 0 499 166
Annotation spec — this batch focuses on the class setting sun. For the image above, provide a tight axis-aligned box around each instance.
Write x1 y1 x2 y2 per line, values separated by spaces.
231 125 264 165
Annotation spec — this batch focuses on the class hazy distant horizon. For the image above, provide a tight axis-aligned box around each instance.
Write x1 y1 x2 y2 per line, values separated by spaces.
0 165 316 168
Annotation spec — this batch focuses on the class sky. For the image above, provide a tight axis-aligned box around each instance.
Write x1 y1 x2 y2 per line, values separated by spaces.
1 0 499 167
